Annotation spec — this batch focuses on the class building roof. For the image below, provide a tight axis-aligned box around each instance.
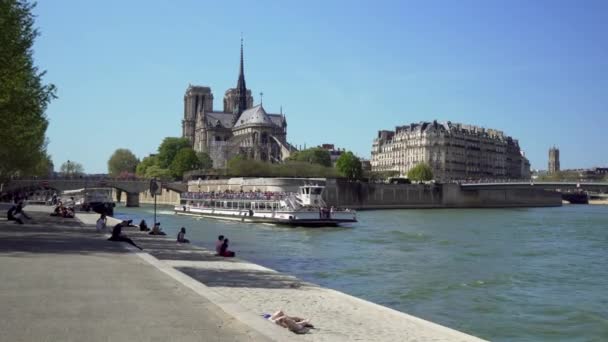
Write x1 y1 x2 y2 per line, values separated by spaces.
233 104 275 128
205 112 234 128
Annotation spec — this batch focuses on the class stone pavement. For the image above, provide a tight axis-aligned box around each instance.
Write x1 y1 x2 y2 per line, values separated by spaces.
0 210 272 342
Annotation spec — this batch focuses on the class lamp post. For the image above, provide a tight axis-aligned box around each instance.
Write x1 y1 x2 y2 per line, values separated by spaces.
67 160 71 178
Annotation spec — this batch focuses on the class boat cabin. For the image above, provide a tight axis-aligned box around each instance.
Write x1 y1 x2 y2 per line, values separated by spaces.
296 185 325 207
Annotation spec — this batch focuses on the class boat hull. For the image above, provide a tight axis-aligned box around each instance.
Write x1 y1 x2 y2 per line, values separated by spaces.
174 206 356 227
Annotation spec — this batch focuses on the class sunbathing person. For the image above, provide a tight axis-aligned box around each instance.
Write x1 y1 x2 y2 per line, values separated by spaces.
219 238 235 257
139 219 149 231
177 227 190 243
108 222 142 250
148 223 166 235
268 310 314 334
96 214 107 232
215 235 225 254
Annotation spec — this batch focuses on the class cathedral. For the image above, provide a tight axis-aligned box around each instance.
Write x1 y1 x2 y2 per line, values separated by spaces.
182 40 293 168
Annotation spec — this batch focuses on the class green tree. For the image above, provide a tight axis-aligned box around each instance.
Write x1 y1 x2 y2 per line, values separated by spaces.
59 161 84 176
335 151 362 180
170 148 202 179
107 148 139 176
136 155 158 177
144 165 172 180
197 151 213 169
407 163 434 182
157 137 191 168
0 0 57 181
31 153 53 177
287 147 331 167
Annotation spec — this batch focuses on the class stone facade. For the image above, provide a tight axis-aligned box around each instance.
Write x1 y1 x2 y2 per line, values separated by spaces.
548 147 560 174
371 121 531 180
181 41 293 168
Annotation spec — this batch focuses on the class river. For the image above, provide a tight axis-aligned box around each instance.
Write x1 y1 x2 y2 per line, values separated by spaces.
115 204 608 341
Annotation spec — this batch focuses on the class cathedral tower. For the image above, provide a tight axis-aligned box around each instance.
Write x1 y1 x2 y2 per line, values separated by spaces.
182 86 213 145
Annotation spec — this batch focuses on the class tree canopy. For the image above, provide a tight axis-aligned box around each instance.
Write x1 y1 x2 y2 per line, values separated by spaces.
170 147 202 179
136 155 158 177
287 147 332 167
407 163 434 182
59 161 84 176
335 151 362 180
157 137 191 168
0 0 56 181
227 157 338 178
108 148 139 176
197 151 213 169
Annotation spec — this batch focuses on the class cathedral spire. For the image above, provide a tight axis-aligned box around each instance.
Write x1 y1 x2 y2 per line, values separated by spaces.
234 36 248 118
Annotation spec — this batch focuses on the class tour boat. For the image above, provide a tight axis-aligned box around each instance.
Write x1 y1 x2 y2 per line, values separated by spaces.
175 185 356 227
61 188 116 216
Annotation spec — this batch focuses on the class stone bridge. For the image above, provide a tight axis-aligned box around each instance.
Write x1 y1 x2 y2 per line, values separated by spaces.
1 178 187 207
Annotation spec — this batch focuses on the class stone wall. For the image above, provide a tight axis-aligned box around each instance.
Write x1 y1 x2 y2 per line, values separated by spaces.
181 178 562 209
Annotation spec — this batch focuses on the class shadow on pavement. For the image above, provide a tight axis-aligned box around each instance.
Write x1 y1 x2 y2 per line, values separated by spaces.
178 267 312 290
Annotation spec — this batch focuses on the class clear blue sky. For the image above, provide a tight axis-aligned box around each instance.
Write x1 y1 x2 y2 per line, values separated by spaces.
33 0 607 173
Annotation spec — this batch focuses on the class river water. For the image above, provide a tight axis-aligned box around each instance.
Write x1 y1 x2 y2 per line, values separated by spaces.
116 204 608 341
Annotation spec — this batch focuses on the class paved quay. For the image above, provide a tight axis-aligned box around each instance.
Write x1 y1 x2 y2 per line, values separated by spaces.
1 205 487 341
0 207 273 342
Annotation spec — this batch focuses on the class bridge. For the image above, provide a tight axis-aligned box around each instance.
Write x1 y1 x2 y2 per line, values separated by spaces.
1 178 187 207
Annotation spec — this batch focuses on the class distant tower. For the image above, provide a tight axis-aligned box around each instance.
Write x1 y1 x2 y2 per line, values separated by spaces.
182 86 213 145
548 146 560 173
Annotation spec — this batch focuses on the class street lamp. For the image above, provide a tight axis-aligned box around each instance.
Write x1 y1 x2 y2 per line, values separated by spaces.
67 160 71 177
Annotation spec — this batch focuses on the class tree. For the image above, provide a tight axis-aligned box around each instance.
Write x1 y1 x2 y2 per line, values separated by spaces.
107 148 139 177
157 137 191 168
59 161 84 176
197 151 213 169
335 151 362 180
136 155 158 177
287 147 331 167
0 0 57 181
144 165 172 180
407 163 434 182
170 147 202 179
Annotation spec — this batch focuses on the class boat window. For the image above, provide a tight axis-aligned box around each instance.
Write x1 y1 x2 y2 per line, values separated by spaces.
305 188 310 194
312 188 323 195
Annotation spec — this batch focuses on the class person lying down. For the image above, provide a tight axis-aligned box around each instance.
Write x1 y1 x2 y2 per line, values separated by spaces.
264 310 314 334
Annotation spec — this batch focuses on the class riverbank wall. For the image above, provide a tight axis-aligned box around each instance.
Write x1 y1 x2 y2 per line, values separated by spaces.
180 178 562 209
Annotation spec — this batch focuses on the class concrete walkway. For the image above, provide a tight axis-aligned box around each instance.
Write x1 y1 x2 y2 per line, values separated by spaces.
0 210 271 342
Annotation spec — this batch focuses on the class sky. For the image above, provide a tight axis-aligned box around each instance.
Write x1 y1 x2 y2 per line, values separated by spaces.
33 0 608 173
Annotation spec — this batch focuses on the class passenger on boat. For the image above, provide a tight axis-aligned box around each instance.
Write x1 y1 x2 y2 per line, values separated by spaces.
139 219 149 231
215 235 224 254
108 222 142 250
177 227 190 243
219 238 235 257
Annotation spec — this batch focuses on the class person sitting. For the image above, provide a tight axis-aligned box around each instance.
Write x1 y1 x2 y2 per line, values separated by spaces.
64 207 75 218
267 310 314 334
219 238 235 257
148 222 166 235
108 221 142 250
96 214 107 232
8 202 30 224
139 219 149 231
177 227 190 243
215 235 225 255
